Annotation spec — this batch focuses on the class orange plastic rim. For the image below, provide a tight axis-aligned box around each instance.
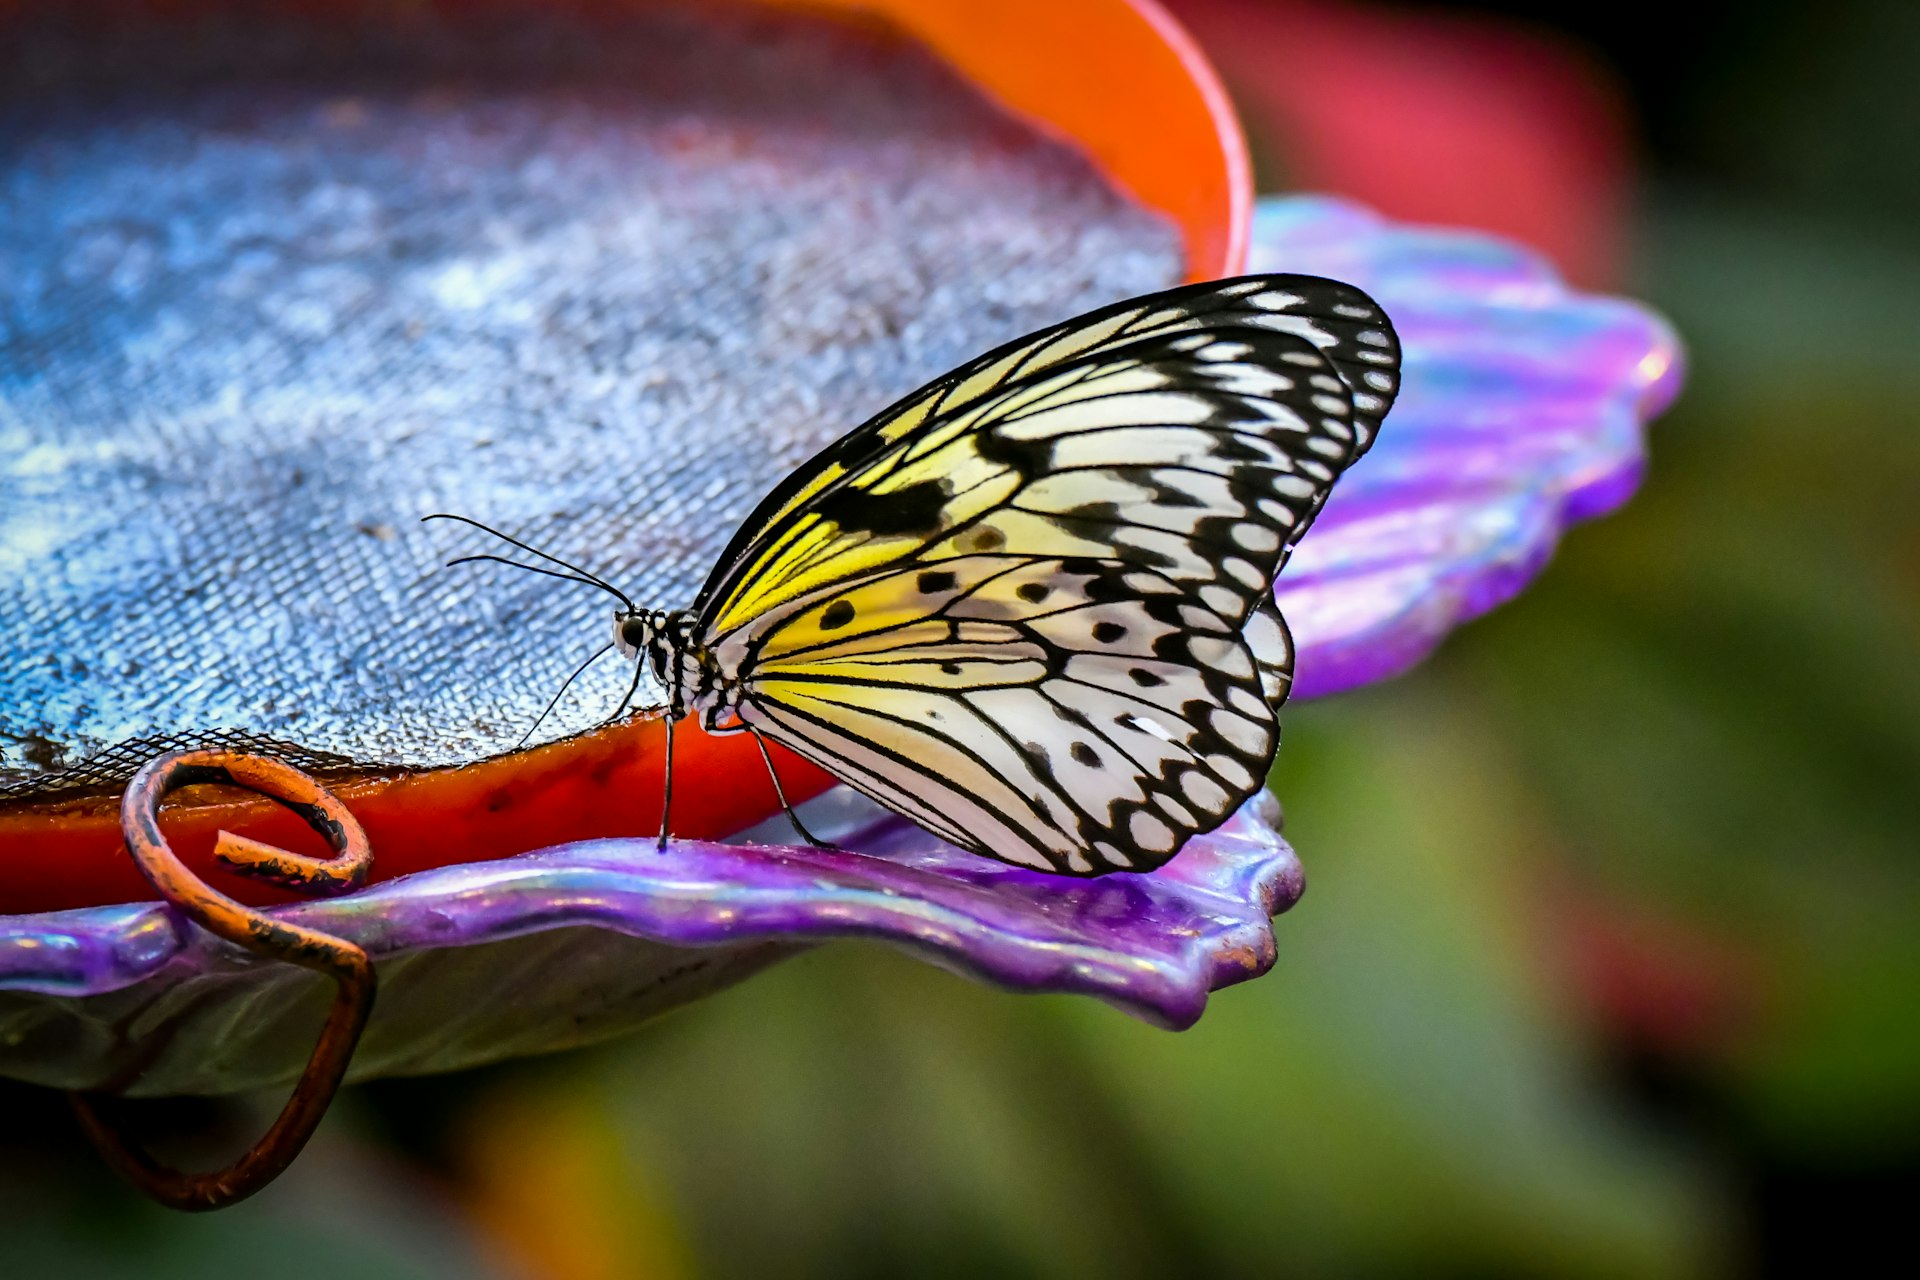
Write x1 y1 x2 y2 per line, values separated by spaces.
777 0 1250 281
0 0 1250 914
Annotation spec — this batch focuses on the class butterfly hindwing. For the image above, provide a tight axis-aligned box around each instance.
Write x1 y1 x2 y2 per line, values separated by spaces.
729 556 1276 874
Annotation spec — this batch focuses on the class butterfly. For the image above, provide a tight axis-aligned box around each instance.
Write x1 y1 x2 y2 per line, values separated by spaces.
431 274 1399 875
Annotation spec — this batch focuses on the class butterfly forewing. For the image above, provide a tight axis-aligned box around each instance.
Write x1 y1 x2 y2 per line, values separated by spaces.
692 275 1399 633
687 275 1399 874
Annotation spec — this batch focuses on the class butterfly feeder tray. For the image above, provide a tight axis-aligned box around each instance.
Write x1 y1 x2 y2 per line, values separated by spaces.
0 0 1282 1209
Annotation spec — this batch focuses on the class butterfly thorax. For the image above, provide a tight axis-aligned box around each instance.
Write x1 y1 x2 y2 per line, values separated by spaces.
612 607 737 721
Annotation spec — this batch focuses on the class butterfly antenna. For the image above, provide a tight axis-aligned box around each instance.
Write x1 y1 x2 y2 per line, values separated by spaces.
516 642 615 750
423 513 635 610
445 553 634 608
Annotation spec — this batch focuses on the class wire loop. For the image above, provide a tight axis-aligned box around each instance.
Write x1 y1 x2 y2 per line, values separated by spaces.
69 748 376 1211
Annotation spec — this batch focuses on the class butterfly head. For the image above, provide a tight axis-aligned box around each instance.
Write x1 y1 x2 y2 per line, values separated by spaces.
612 605 694 689
613 607 668 663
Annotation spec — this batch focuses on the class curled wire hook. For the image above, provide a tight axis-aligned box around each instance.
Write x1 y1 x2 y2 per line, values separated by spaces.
68 748 376 1212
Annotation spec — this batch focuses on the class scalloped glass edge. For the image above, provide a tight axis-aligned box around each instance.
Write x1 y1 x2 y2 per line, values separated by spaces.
0 794 1300 1093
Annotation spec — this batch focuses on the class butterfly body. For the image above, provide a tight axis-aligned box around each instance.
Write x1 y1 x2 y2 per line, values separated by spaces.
446 274 1400 876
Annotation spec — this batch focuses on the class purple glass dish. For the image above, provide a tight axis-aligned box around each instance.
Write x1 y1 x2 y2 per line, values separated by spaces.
0 196 1681 1094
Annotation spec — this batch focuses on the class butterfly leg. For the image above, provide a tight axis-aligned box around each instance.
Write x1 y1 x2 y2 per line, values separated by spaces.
657 710 675 853
750 727 839 851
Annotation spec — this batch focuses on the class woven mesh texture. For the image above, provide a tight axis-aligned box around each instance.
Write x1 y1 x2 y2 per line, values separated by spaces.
0 1 1180 798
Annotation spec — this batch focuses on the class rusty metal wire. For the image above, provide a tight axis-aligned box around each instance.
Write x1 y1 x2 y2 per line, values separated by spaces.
68 748 375 1211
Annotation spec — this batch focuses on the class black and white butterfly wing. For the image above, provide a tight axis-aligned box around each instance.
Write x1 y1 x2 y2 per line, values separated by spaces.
724 555 1280 873
693 275 1399 874
691 275 1399 634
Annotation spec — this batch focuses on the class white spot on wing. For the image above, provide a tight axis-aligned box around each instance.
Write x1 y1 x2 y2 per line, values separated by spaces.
1212 756 1255 790
1209 705 1270 754
1232 523 1280 553
1129 810 1177 853
1190 637 1254 678
1222 556 1264 589
1181 770 1230 814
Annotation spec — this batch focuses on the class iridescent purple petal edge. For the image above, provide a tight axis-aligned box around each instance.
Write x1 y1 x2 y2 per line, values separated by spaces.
0 796 1297 1033
1263 196 1683 698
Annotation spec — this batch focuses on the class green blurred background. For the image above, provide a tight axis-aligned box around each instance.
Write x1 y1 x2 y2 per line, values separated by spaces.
4 1 1915 1275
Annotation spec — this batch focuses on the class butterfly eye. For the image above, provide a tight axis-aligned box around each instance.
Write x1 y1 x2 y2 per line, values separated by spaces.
619 616 649 650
